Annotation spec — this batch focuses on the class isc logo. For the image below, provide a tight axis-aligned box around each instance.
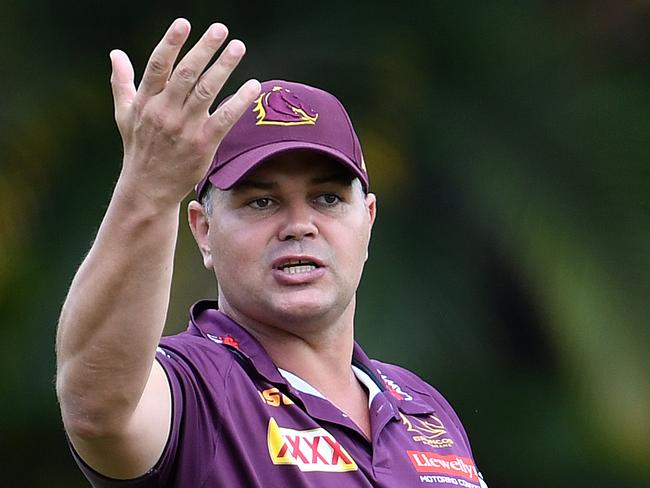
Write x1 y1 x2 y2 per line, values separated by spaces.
267 418 358 472
259 387 294 407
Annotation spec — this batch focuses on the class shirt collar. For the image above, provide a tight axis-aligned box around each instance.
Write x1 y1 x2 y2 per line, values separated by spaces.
188 300 288 385
277 368 326 399
277 365 382 408
188 300 433 415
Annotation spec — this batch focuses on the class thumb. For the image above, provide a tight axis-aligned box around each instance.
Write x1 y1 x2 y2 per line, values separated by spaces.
109 50 136 123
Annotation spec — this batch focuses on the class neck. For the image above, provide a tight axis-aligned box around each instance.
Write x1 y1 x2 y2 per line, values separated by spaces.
219 298 358 395
220 298 373 438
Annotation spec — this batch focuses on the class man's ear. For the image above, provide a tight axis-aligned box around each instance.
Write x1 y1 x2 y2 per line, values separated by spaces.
366 192 377 228
364 192 377 261
188 200 213 270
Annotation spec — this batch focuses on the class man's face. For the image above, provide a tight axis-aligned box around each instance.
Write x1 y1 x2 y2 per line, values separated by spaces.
196 151 376 331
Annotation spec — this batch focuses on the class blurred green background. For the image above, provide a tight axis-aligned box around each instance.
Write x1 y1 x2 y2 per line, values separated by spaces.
1 0 648 486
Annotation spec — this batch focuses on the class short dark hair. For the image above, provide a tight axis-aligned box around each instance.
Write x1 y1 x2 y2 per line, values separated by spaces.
200 184 216 217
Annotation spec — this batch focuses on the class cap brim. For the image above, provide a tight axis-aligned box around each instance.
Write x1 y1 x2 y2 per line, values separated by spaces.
207 141 368 191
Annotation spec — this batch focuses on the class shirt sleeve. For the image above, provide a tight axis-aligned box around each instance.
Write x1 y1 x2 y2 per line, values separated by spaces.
393 363 476 454
68 339 228 487
374 360 488 483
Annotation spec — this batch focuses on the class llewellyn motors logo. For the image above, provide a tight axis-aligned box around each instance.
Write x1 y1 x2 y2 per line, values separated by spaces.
253 86 319 126
400 413 454 449
267 418 357 472
407 451 479 483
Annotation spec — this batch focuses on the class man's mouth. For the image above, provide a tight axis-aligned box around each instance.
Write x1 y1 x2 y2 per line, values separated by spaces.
271 256 326 284
276 259 319 275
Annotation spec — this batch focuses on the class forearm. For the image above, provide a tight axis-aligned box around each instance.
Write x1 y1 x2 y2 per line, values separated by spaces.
54 19 259 468
56 176 179 436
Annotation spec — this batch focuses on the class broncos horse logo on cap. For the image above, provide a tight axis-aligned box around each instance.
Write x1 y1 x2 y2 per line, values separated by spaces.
253 86 319 126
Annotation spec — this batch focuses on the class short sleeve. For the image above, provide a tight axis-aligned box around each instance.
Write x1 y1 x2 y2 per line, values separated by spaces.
68 338 229 487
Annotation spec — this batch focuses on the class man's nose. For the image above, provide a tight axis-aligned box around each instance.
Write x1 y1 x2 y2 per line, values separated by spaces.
278 203 319 241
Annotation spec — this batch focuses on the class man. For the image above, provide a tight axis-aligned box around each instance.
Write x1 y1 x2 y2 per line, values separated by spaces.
56 18 487 487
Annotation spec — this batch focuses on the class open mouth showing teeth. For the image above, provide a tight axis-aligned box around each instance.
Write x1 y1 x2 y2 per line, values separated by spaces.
277 260 319 274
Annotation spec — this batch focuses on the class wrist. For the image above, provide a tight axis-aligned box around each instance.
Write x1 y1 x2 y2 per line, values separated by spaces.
113 172 184 216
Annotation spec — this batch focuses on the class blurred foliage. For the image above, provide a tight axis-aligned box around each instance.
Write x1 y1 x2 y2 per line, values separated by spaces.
0 0 648 486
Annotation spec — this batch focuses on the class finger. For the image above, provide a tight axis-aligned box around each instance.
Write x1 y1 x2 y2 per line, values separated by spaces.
183 39 246 113
165 23 229 104
109 50 136 121
137 18 191 98
206 78 261 138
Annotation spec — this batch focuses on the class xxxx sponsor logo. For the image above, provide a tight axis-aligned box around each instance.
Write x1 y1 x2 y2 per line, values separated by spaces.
267 418 358 472
400 413 454 449
407 451 479 482
259 387 294 407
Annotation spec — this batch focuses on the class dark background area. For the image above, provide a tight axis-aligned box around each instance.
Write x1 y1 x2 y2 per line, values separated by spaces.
1 0 648 486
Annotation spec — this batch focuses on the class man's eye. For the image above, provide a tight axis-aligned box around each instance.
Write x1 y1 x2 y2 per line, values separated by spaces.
248 198 274 209
316 194 341 206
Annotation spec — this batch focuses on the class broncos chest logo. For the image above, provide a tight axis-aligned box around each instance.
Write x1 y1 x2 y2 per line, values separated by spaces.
400 412 455 449
253 86 319 126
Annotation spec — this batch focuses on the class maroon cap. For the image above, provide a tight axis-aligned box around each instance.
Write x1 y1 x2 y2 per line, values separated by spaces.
195 80 368 198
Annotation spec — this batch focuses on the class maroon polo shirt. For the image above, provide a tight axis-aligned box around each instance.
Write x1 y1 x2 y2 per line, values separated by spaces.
72 301 487 487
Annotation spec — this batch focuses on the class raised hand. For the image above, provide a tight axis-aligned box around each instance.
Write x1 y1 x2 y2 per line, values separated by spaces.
109 18 260 207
